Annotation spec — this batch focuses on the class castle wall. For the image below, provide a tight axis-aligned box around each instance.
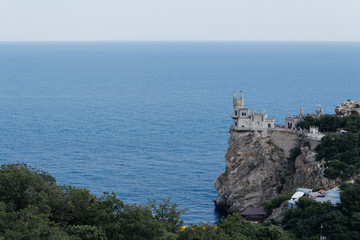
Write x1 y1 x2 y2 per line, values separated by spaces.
269 131 301 158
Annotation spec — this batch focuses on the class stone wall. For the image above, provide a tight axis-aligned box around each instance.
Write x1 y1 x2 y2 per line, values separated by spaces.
269 131 301 158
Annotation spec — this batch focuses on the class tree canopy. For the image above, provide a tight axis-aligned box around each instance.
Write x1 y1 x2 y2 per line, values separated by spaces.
282 179 360 240
0 163 285 240
298 113 360 133
297 113 360 180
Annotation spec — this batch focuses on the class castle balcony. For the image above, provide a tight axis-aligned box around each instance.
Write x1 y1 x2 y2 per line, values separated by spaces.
304 133 325 141
231 115 239 119
231 125 274 132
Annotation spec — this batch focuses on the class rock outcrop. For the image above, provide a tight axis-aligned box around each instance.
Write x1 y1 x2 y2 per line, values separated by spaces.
214 130 338 213
335 100 360 116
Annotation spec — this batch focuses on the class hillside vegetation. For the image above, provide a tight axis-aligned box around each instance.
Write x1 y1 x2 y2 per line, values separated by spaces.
299 113 360 180
282 179 360 240
263 112 360 239
0 163 284 240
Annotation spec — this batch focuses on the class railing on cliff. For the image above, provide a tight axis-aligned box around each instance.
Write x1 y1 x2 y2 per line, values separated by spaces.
230 125 324 141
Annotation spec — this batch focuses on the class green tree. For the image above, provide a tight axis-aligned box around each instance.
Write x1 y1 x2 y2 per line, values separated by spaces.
67 225 107 240
148 197 188 232
315 132 360 180
264 190 295 215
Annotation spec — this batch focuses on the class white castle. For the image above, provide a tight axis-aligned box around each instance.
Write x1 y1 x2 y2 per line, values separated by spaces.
231 91 275 131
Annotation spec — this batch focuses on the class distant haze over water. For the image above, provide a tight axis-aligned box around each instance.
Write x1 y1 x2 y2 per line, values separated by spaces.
0 42 359 223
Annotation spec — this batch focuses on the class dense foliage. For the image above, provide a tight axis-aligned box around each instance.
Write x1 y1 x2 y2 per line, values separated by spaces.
298 113 360 180
298 113 360 133
0 163 185 239
289 147 301 162
282 178 360 240
315 132 360 179
0 163 285 240
178 214 284 240
264 191 296 215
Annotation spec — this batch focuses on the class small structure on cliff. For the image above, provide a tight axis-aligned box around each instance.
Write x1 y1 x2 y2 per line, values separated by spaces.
284 107 305 131
288 188 341 209
240 207 266 222
231 91 275 131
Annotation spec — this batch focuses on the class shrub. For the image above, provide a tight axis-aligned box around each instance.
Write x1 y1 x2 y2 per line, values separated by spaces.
280 177 286 185
289 147 301 162
264 190 296 215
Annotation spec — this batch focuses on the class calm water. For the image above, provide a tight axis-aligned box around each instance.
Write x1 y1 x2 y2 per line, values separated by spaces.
0 42 359 223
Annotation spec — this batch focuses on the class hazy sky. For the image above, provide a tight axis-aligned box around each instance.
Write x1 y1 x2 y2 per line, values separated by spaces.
1 0 359 41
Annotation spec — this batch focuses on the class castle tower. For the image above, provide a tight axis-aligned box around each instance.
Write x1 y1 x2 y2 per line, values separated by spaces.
233 91 237 107
233 91 243 108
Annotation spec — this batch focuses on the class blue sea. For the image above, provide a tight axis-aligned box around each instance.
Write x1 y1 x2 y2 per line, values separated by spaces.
0 42 359 223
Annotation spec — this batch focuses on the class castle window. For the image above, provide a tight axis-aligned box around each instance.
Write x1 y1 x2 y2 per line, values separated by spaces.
242 112 246 116
235 122 237 126
268 123 271 128
235 111 237 116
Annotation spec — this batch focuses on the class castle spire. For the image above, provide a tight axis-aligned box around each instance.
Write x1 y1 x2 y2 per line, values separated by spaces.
233 91 237 107
240 91 244 107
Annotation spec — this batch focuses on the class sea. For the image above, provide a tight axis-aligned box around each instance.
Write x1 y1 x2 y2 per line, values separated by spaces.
0 42 359 223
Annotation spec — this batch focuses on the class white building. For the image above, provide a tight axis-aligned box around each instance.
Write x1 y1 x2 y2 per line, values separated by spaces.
288 188 341 209
231 91 275 131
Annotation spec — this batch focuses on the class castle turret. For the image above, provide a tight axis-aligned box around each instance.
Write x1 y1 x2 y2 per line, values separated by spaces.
233 91 243 108
233 91 237 107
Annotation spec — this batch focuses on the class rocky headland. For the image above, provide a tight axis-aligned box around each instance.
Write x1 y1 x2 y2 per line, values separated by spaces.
214 129 339 214
335 100 360 116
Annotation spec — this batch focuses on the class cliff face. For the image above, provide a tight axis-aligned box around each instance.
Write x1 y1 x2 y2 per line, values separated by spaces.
335 100 360 116
214 130 338 213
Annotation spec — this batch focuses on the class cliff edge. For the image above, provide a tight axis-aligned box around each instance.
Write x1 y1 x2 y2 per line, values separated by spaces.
214 130 338 213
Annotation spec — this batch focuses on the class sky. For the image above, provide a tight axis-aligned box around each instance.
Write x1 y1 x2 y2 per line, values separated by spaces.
0 0 359 42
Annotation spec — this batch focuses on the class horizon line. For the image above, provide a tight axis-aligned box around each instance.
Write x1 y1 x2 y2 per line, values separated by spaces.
0 40 360 43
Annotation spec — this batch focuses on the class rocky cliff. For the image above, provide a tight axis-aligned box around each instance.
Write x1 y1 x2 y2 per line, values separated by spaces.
214 130 338 213
335 100 360 116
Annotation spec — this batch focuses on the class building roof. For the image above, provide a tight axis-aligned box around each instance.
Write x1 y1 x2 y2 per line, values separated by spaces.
296 188 312 194
241 207 266 216
326 190 340 198
315 197 341 206
291 191 305 200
